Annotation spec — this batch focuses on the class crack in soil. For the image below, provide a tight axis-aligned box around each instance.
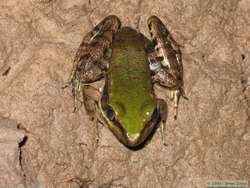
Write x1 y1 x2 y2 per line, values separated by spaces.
17 124 28 185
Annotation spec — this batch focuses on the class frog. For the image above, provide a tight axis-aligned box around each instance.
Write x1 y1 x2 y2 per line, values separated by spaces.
65 15 187 147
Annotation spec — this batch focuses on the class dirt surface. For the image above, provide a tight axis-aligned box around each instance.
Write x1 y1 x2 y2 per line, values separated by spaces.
0 0 250 187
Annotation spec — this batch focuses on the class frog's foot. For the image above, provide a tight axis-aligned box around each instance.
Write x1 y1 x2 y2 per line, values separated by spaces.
156 99 168 146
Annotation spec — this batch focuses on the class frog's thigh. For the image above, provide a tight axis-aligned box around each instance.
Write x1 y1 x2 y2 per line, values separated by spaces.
81 15 121 45
147 50 177 88
72 16 120 82
81 15 120 50
152 69 178 88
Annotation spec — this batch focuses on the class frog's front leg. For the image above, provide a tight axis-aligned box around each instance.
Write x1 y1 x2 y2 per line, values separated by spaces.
156 99 168 146
82 85 103 144
66 15 121 112
82 85 102 119
147 16 187 119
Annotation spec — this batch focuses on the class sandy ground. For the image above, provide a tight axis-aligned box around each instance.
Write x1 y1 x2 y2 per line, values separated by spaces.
0 0 250 187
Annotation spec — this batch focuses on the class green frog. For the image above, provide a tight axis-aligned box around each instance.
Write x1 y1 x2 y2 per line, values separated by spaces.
66 15 187 147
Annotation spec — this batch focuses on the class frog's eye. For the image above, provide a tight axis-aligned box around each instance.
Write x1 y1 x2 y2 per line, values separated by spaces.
106 105 116 121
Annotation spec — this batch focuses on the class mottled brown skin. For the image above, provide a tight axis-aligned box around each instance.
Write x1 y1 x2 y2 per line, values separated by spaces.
147 16 188 119
66 15 121 112
72 15 121 82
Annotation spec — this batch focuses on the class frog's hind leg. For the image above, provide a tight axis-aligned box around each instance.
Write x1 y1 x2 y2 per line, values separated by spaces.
147 16 187 119
66 15 121 112
71 15 121 77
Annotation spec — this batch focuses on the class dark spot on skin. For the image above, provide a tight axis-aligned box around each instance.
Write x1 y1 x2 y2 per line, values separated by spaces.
93 26 101 34
152 38 157 46
148 22 152 30
89 40 99 47
2 66 11 76
241 54 245 61
79 53 91 61
131 76 140 80
155 56 164 62
96 34 112 44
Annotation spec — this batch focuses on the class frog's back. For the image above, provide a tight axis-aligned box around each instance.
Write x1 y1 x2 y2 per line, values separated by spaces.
108 27 155 137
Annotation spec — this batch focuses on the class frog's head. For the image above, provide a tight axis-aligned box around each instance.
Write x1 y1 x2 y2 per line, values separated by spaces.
100 93 160 148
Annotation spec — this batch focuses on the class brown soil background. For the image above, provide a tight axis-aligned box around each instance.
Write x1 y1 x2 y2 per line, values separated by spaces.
0 0 250 187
